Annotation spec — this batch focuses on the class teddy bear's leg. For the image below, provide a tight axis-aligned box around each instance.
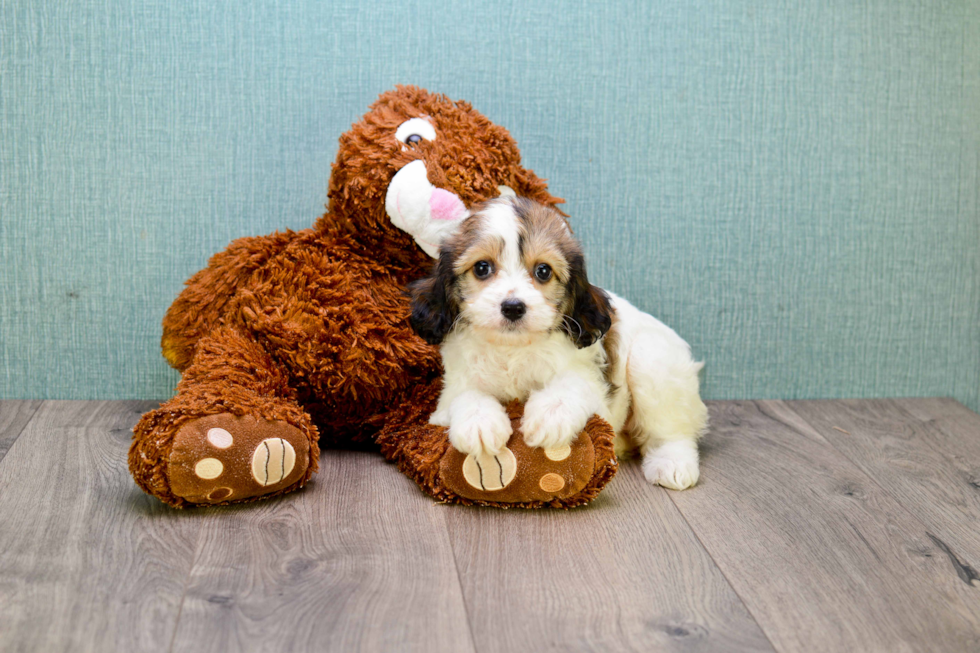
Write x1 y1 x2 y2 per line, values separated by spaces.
130 327 319 508
376 381 619 508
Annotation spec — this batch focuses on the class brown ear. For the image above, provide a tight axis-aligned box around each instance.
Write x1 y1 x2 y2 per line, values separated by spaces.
407 252 459 345
562 253 613 348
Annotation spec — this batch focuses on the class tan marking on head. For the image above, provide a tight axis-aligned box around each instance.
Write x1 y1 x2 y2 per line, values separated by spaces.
515 202 578 284
498 197 582 318
435 209 503 311
454 234 505 277
440 210 499 275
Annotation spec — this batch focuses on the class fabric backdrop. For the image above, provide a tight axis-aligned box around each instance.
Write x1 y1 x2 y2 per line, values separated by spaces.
2 0 978 412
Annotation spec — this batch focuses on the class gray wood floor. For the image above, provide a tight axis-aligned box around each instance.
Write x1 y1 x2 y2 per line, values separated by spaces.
1 399 979 653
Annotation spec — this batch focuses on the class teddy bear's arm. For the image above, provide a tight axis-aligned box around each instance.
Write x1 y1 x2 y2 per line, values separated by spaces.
310 299 442 404
161 230 299 370
234 256 442 407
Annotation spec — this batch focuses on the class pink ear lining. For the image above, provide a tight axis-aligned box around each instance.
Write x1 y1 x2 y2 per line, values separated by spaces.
429 188 467 221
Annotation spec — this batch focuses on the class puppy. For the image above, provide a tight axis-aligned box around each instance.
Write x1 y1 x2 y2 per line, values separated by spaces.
408 197 707 489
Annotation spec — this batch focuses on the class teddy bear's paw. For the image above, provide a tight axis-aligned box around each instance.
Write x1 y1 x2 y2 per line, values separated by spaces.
439 406 602 504
168 413 311 505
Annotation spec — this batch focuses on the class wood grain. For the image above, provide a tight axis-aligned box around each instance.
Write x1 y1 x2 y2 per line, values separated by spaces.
668 400 980 653
0 400 42 463
0 400 203 653
5 399 980 652
169 450 476 653
444 462 774 653
785 398 980 580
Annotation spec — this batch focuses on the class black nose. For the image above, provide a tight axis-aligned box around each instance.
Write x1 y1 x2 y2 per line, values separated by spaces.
500 298 526 322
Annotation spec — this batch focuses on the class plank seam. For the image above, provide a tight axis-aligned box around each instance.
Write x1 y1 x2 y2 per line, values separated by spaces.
663 458 781 653
442 509 481 653
167 515 205 653
0 400 44 465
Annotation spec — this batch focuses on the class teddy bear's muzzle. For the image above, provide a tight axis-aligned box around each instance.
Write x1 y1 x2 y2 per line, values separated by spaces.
385 159 467 258
385 159 517 258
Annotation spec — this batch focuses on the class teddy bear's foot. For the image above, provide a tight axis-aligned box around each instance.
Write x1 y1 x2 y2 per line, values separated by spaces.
167 413 312 505
436 403 618 507
376 384 618 508
440 430 597 503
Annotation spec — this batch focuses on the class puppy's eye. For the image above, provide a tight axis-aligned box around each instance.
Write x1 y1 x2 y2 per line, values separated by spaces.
473 260 493 279
534 263 552 282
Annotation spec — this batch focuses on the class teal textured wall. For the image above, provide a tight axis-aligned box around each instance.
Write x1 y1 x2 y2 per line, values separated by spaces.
2 1 978 410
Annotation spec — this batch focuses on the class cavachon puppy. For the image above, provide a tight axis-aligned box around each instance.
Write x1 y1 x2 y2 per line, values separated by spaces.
410 197 708 489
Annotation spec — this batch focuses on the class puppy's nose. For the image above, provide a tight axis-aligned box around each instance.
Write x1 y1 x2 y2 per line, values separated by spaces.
500 298 526 322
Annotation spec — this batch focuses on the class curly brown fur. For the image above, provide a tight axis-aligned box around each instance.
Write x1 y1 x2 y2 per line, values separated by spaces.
131 86 617 509
130 327 320 507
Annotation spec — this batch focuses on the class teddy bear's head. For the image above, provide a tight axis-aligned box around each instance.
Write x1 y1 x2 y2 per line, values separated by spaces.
318 86 563 269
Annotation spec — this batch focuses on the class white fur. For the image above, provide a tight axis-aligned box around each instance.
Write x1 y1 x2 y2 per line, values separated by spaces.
430 202 708 489
385 160 465 257
440 389 513 455
384 120 520 258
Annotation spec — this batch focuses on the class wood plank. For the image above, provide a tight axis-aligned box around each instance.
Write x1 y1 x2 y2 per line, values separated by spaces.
0 400 203 653
785 398 980 583
170 450 476 653
667 400 980 653
444 462 775 652
898 397 980 435
0 400 42 463
894 398 980 485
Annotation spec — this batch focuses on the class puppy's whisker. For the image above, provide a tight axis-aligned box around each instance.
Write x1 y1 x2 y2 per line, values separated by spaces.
562 315 584 340
448 313 466 336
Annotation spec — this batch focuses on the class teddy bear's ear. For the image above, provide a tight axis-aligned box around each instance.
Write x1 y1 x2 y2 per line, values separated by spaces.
408 254 459 345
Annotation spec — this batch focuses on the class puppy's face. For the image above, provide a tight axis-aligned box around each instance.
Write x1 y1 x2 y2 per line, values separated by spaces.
409 197 612 347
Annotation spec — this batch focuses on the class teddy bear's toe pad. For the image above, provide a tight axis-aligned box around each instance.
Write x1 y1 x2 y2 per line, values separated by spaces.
461 448 518 491
440 428 596 503
168 413 310 505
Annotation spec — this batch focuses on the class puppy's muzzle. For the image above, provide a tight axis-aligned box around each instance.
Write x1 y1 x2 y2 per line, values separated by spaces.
500 299 526 322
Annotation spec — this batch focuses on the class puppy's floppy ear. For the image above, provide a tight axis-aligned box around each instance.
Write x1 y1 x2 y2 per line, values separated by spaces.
562 253 613 348
408 253 458 345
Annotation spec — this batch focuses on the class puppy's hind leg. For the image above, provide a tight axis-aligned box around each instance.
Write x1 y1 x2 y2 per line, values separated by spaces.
624 337 708 491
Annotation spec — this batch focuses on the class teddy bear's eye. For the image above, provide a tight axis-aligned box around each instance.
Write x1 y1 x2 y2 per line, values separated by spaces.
396 118 436 145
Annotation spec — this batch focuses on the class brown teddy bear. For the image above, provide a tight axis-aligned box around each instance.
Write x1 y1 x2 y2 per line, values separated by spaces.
129 86 618 508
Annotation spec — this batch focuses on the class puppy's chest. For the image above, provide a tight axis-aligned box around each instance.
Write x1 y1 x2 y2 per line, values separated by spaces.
446 336 595 401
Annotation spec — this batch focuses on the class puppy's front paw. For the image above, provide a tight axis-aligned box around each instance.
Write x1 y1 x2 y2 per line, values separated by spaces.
521 390 590 450
448 400 512 456
429 408 450 427
642 440 700 490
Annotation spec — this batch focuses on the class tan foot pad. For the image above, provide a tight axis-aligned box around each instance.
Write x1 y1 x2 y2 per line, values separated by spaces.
439 416 596 503
169 413 310 504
